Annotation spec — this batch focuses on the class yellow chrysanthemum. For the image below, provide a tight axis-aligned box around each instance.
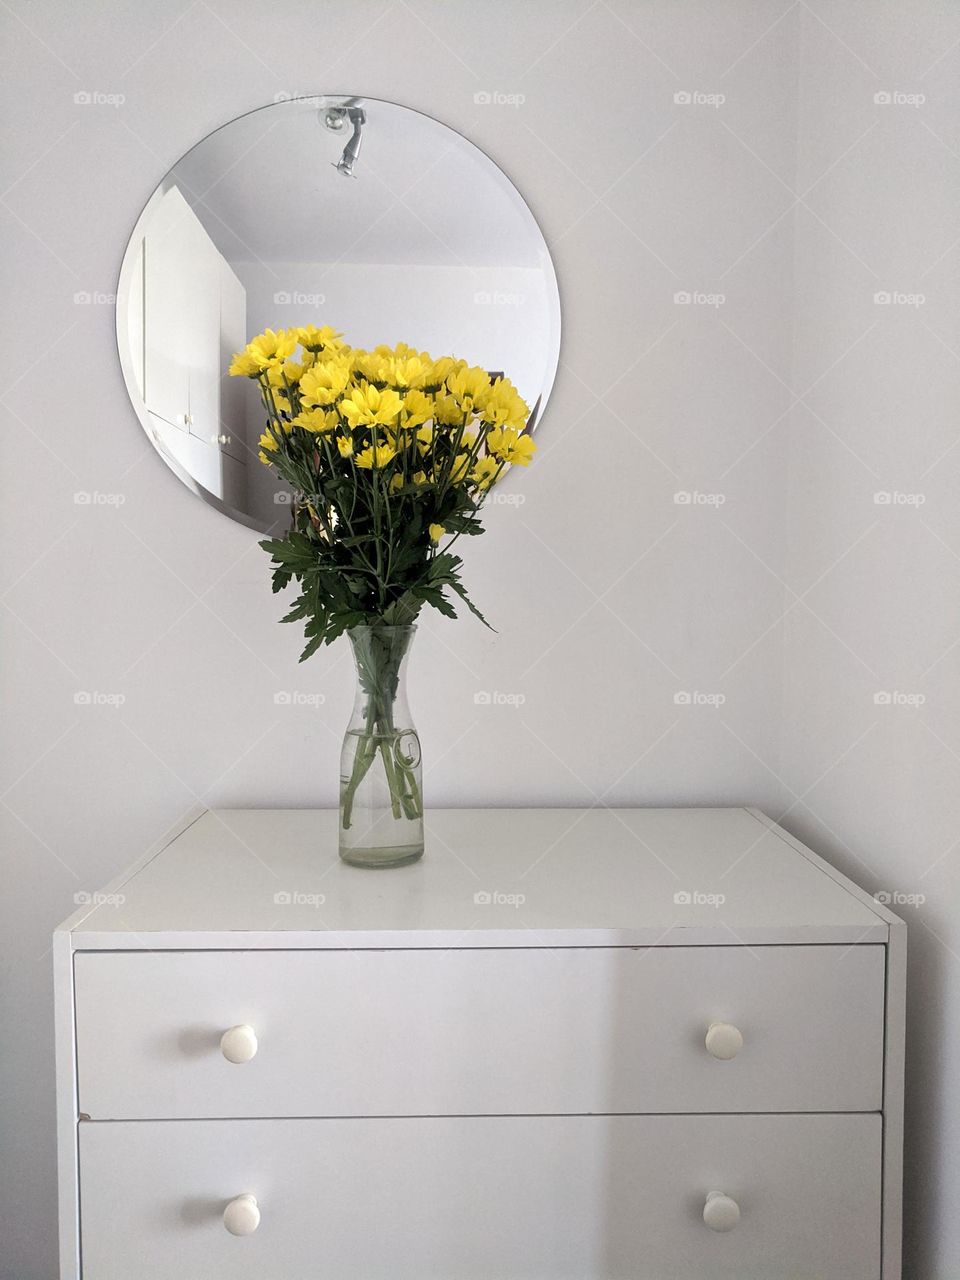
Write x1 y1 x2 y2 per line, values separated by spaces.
340 382 403 427
428 356 465 388
228 351 262 378
416 424 434 452
351 350 388 383
244 328 298 372
336 435 354 458
299 359 350 408
471 455 499 489
293 407 338 434
446 365 491 412
354 442 398 469
258 431 280 465
297 324 344 353
429 523 446 543
399 389 434 430
487 427 536 466
267 356 312 390
433 394 464 427
481 377 529 430
383 355 432 390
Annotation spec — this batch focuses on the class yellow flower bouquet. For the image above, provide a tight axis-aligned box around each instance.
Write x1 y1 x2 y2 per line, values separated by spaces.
229 324 536 865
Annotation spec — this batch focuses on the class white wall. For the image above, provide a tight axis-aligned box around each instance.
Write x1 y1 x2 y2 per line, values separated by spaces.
780 4 960 1275
0 1 954 1276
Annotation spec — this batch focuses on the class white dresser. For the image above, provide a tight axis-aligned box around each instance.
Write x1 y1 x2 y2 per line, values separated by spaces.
55 807 905 1279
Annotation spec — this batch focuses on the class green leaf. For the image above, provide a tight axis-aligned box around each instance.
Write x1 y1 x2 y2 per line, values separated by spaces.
443 513 484 535
448 579 495 630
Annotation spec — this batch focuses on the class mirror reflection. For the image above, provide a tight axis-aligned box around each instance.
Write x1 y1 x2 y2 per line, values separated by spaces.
116 96 561 531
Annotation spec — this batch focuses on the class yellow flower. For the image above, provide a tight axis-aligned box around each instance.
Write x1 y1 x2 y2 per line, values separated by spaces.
416 424 434 451
257 431 279 465
228 351 262 378
433 394 464 427
299 359 350 407
354 442 398 469
351 349 388 383
481 377 529 429
428 356 465 388
340 382 403 427
429 523 446 543
297 324 344 353
447 365 491 412
384 355 432 390
400 389 434 430
412 469 430 486
336 434 354 458
471 455 499 489
242 328 298 373
487 427 536 466
293 407 338 434
267 355 313 390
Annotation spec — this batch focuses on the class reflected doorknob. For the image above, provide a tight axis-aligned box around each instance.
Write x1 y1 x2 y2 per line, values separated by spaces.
705 1021 744 1060
220 1024 258 1064
703 1191 740 1232
223 1193 260 1236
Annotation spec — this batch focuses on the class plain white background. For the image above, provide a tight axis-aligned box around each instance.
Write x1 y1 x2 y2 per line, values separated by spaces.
1 1 958 1276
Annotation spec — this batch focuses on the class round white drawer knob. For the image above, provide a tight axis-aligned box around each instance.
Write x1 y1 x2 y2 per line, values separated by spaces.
703 1190 740 1232
220 1024 258 1064
705 1021 743 1060
223 1193 260 1236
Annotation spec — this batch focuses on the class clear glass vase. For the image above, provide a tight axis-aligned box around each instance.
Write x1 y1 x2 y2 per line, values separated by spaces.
339 624 424 867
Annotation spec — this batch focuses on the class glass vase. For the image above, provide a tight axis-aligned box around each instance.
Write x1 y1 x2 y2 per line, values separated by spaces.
339 624 424 867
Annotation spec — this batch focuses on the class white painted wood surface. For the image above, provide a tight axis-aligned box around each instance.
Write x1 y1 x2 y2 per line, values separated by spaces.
77 1113 882 1280
74 944 885 1119
68 806 888 947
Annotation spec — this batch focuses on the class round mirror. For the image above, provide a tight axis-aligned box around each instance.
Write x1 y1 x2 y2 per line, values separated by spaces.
115 96 561 532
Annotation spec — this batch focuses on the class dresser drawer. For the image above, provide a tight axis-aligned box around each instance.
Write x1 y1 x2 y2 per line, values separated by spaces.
78 1113 881 1279
74 944 884 1118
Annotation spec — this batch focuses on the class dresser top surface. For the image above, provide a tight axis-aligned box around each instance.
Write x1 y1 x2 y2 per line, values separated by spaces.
59 807 892 948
